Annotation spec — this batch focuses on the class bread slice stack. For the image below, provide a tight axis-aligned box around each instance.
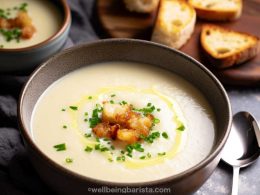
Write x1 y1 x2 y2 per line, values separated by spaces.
151 0 196 49
201 24 260 68
188 0 242 21
124 0 160 13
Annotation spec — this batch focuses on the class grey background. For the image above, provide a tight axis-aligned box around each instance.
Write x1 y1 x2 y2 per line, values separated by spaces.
197 88 260 195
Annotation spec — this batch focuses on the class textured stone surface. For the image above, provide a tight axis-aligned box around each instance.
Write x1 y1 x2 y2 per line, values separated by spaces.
197 87 260 195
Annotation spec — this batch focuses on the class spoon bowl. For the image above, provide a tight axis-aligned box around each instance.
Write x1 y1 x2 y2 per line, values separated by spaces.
222 111 260 195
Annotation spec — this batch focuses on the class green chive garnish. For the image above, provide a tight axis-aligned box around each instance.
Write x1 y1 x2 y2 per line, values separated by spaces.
65 158 73 163
69 106 78 111
177 124 185 131
53 143 66 151
110 145 115 150
158 152 166 156
153 118 160 124
162 132 168 139
84 133 92 138
85 146 93 152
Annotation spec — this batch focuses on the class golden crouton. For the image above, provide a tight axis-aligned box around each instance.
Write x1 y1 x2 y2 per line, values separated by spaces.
92 102 155 143
92 123 119 139
117 129 139 144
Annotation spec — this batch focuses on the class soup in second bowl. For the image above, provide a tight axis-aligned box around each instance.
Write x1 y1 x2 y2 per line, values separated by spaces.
31 62 215 183
0 0 63 49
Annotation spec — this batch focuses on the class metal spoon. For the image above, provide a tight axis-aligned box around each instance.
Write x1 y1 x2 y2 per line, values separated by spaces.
222 111 260 195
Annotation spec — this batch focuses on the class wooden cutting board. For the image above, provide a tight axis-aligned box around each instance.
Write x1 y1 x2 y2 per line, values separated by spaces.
97 0 260 86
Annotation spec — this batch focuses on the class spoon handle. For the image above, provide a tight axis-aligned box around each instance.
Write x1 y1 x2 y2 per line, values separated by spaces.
231 166 240 195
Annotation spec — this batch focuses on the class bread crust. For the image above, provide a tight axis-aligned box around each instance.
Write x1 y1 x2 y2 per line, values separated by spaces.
188 0 242 21
151 0 196 49
201 25 260 69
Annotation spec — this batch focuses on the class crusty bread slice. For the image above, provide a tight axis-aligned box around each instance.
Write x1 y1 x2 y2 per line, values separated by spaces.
201 24 260 69
151 0 196 49
124 0 160 13
188 0 242 21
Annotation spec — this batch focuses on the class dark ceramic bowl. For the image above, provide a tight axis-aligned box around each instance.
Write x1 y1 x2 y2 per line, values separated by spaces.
19 39 232 195
0 0 71 73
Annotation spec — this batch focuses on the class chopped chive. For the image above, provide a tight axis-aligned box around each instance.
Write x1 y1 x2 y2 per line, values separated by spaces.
89 104 102 128
61 108 66 111
0 45 3 48
96 137 100 142
88 96 92 100
120 100 127 105
69 106 78 111
134 104 156 115
103 138 110 141
157 108 161 112
147 153 152 158
84 112 88 116
65 158 73 163
84 118 88 122
144 131 160 143
121 150 125 154
0 28 22 42
85 146 93 152
110 145 115 150
177 124 185 131
108 158 113 162
62 125 67 129
158 152 166 156
111 94 116 97
126 143 144 153
84 133 92 138
126 153 132 158
116 156 125 162
153 118 160 124
109 100 114 104
19 3 28 12
95 144 100 150
162 132 168 139
139 156 146 160
100 146 109 152
53 143 66 151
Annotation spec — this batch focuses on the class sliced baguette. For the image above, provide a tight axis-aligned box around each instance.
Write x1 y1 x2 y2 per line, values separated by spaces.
123 0 160 13
201 24 260 69
188 0 242 21
151 0 196 49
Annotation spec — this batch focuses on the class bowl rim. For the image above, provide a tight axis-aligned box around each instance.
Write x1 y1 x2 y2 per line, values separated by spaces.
19 38 232 187
0 0 71 52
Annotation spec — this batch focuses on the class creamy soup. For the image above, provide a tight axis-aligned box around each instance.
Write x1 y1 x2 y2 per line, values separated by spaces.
31 62 215 183
0 0 62 49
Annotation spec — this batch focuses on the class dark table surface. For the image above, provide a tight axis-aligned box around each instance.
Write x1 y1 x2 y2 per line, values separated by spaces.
197 87 260 195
